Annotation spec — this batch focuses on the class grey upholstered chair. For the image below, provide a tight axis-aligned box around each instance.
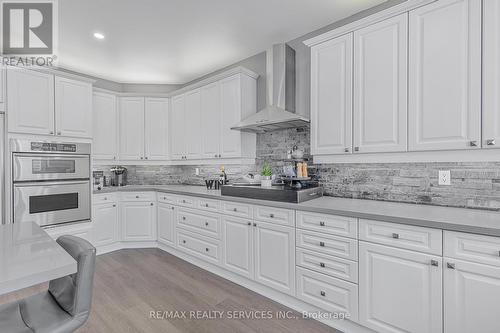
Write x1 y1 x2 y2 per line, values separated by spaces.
0 235 96 333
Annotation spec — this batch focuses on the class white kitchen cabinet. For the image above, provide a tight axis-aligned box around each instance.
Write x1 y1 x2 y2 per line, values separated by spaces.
221 216 254 280
157 202 175 246
254 221 295 296
359 242 442 333
353 13 407 153
220 75 242 158
200 82 221 158
482 0 500 149
444 259 500 333
408 0 481 151
121 201 156 241
55 76 93 138
0 67 5 112
311 33 353 155
92 202 119 247
93 92 118 160
145 97 169 160
7 68 55 135
170 94 186 160
119 97 145 160
184 89 202 159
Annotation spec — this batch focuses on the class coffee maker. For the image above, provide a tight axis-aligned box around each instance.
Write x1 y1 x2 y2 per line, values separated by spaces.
110 166 127 187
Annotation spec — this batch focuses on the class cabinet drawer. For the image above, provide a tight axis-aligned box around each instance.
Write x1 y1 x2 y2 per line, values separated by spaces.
444 231 500 267
197 198 221 213
222 201 253 219
254 205 294 226
296 248 358 283
94 193 117 204
176 196 196 208
177 208 220 239
296 267 358 321
296 229 358 261
120 192 156 202
157 193 177 204
177 230 220 265
359 219 442 255
297 211 357 238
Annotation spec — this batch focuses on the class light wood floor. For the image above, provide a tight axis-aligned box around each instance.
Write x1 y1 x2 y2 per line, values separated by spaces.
0 248 339 333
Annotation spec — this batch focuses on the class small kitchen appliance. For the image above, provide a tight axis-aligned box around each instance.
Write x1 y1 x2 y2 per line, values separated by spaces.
110 166 127 187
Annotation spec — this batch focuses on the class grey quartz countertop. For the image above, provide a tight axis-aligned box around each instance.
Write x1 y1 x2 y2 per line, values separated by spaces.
94 185 500 237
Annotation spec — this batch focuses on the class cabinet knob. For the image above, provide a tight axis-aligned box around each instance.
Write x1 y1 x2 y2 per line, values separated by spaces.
344 148 349 153
247 222 251 226
392 233 399 239
269 214 274 218
205 248 209 252
320 291 326 297
112 204 116 207
430 260 439 267
205 222 209 226
319 221 325 227
320 262 325 268
150 203 154 206
182 200 186 203
447 263 455 270
145 157 148 160
113 156 116 160
219 154 222 158
205 203 209 207
182 240 186 244
104 197 107 200
487 139 496 146
57 131 61 135
171 207 175 210
319 241 325 247
469 141 478 147
140 157 144 160
253 223 257 227
354 147 360 152
182 216 186 220
136 195 139 198
49 131 54 135
233 208 237 212
214 154 218 158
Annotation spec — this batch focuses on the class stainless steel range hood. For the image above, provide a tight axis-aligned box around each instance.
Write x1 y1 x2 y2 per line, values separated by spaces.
231 44 309 133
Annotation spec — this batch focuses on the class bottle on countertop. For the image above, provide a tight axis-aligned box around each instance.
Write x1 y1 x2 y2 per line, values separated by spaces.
296 162 304 178
220 166 228 185
302 162 308 178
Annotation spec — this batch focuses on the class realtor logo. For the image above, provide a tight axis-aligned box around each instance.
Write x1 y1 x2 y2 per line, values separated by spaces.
2 1 54 54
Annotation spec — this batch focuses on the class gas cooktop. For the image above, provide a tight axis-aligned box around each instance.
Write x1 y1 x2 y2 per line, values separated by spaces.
220 182 323 203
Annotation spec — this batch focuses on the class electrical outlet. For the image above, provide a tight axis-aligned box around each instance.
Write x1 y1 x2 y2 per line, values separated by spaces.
438 170 451 186
195 168 200 176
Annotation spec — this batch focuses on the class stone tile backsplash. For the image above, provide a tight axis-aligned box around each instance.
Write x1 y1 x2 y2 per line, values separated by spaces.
95 128 500 210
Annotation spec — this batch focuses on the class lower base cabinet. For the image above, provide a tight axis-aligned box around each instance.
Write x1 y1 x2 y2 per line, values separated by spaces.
444 259 500 333
359 242 442 333
121 201 156 241
221 216 254 280
92 202 119 247
157 202 175 246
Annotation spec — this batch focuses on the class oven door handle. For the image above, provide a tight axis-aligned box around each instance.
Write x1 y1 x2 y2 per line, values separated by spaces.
13 180 90 188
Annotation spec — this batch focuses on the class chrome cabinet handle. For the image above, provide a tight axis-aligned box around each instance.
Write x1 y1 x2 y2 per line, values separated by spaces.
320 262 326 268
447 263 455 269
319 221 325 227
430 260 439 267
487 139 496 146
470 141 478 147
320 291 326 297
392 233 399 239
319 241 325 247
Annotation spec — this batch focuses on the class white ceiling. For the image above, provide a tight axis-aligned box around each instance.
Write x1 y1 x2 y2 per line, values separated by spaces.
58 0 386 84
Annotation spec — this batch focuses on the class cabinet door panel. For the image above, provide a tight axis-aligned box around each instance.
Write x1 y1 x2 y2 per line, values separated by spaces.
482 0 500 149
184 90 202 159
201 83 221 158
170 95 186 160
0 67 5 111
254 222 295 296
359 242 442 333
7 69 54 135
354 14 407 153
311 34 353 155
119 97 145 160
93 203 118 247
55 77 92 138
221 216 254 279
409 0 481 151
93 92 117 160
121 202 156 241
444 259 500 333
157 203 175 246
220 75 242 158
145 98 169 160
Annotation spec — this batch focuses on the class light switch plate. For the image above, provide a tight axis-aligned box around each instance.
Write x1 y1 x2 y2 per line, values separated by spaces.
438 170 451 186
195 168 200 176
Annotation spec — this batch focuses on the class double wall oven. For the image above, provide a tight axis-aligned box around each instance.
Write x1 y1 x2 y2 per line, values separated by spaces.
11 139 91 227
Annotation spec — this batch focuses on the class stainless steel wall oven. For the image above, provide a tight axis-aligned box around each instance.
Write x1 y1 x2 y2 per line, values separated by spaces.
11 140 91 226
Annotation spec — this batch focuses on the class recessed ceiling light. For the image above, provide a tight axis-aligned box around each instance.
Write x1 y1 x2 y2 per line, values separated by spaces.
93 32 105 40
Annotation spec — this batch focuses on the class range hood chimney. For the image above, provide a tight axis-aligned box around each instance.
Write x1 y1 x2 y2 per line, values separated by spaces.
231 44 309 133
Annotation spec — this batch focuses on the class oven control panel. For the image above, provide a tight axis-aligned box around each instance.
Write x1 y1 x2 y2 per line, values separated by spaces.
30 142 77 153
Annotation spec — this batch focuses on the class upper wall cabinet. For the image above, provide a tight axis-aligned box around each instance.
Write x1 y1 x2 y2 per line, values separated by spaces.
482 0 500 149
7 68 93 138
170 72 257 161
0 67 5 112
93 92 117 160
408 0 481 151
145 98 169 160
119 97 145 160
353 13 408 153
55 76 93 138
7 69 55 136
311 34 353 155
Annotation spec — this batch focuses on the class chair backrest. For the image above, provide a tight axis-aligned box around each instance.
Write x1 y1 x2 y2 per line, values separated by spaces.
48 235 96 318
